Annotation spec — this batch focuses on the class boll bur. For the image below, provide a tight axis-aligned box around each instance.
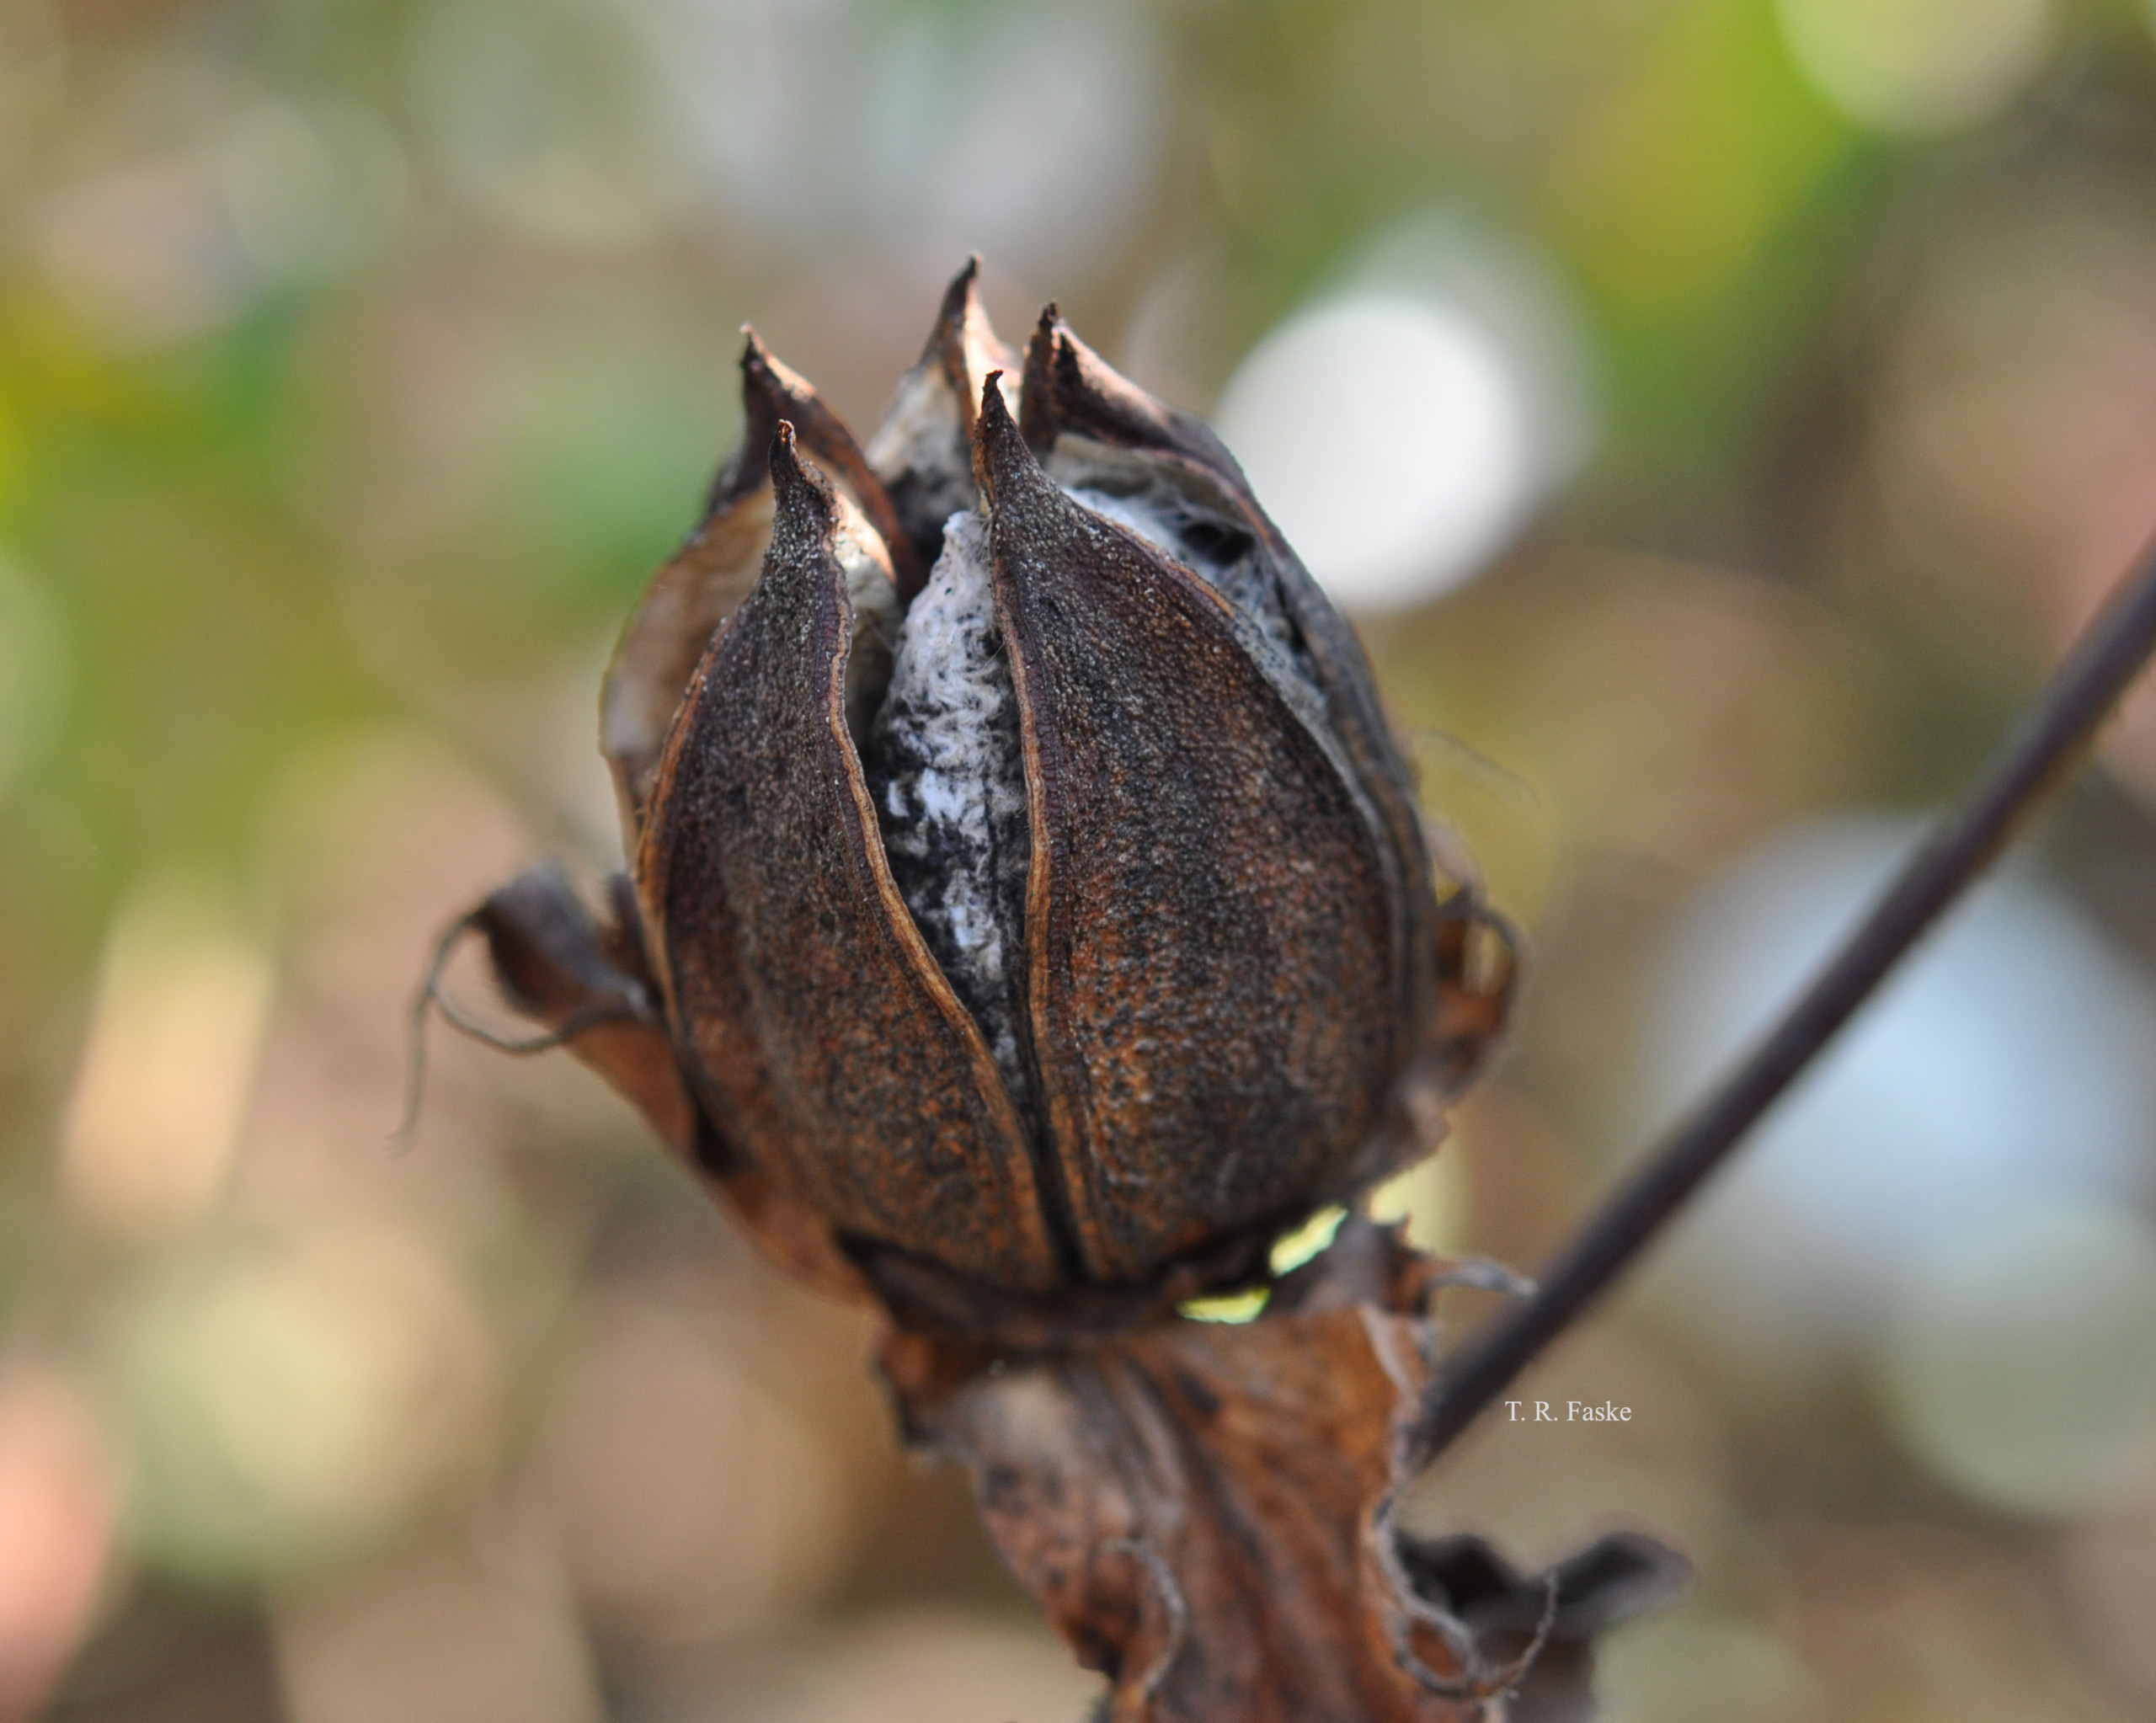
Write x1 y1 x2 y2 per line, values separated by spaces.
467 261 1513 1320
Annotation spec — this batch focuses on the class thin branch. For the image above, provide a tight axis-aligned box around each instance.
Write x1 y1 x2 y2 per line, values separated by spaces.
1409 535 2156 1468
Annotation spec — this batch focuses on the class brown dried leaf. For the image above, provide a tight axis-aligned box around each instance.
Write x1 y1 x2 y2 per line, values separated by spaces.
881 1218 1686 1723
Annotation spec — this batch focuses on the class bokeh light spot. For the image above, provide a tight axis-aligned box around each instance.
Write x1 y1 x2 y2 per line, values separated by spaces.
1214 295 1534 613
1878 1203 2156 1518
61 883 271 1242
1636 814 2156 1382
120 1225 500 1582
217 97 410 284
1774 0 2051 135
407 0 686 247
0 1369 115 1720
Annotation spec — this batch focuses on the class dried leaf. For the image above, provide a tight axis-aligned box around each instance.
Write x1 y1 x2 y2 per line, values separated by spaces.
882 1218 1686 1722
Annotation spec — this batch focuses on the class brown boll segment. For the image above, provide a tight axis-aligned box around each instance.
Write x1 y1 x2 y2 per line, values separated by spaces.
602 328 921 832
1017 306 1464 1131
638 419 1059 1294
974 378 1401 1284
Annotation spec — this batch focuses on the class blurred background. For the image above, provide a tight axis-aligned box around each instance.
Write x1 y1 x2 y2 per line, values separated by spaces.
6 0 2156 1716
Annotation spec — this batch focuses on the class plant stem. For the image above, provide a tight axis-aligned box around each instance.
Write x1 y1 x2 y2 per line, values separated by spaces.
1410 539 2156 1467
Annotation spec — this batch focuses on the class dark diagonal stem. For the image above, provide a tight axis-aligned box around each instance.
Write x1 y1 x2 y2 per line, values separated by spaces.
1411 537 2156 1467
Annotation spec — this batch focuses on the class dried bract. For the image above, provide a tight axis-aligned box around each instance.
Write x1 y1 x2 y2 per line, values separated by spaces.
879 1216 1688 1722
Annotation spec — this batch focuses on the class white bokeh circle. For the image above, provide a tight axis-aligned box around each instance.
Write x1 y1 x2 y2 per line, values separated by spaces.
1213 295 1535 614
1878 1203 2156 1518
1635 814 2156 1386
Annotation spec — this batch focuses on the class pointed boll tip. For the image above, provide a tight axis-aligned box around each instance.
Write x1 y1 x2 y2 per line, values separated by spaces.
740 332 786 392
933 260 975 328
742 328 821 394
766 416 803 486
1026 307 1104 392
1020 311 1068 451
1022 309 1204 468
765 416 839 536
926 254 1017 395
706 327 789 499
1022 304 1063 373
738 327 786 421
942 253 984 307
972 368 1048 507
926 255 994 361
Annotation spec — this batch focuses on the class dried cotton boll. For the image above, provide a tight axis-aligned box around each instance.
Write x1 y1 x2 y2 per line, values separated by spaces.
450 261 1676 1723
473 262 1513 1305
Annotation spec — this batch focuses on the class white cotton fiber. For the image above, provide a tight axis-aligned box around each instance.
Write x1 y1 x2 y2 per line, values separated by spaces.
867 509 1033 1112
863 465 1320 1123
